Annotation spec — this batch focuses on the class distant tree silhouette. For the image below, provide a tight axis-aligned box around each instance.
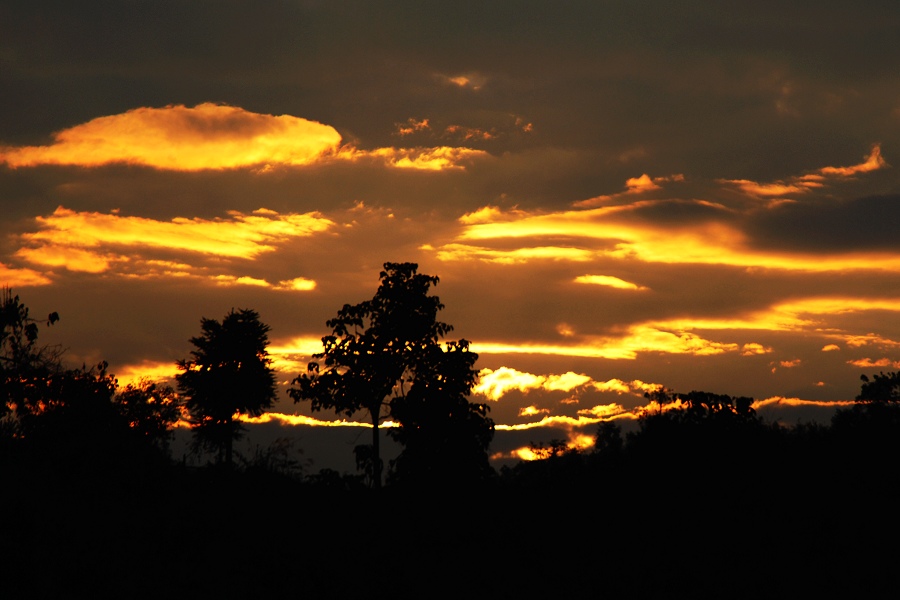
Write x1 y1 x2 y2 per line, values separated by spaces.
290 262 492 488
856 371 900 402
594 421 624 456
176 309 277 466
114 379 181 452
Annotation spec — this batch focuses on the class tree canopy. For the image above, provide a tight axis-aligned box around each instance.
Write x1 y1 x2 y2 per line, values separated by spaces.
176 308 277 465
289 262 493 488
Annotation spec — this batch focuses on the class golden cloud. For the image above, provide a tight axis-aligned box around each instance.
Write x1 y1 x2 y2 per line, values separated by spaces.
17 207 334 276
438 73 488 90
574 174 685 208
577 403 627 418
395 118 431 136
819 144 887 176
240 412 398 428
0 262 55 286
433 199 900 273
846 357 900 369
721 145 887 198
741 343 772 356
0 104 488 172
574 274 647 291
0 103 343 170
472 325 738 361
751 396 856 410
113 360 179 385
519 405 550 417
821 344 841 352
350 146 487 170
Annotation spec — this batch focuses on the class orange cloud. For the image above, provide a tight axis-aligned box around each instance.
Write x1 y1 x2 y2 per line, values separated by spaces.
577 403 627 418
444 125 496 141
720 145 887 199
822 344 841 352
240 412 398 428
472 325 738 361
846 357 900 369
0 103 343 170
17 207 333 275
751 396 856 410
819 144 887 176
0 104 487 173
353 146 487 170
741 343 772 356
113 360 179 385
432 202 900 273
473 369 662 400
0 261 56 286
574 274 647 291
438 73 487 90
395 118 431 136
574 174 684 207
721 179 808 197
275 277 317 292
519 405 550 417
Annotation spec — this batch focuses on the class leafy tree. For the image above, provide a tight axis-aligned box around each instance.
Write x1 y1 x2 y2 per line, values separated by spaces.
114 379 181 452
290 262 493 488
1 288 61 422
594 421 624 456
856 371 900 402
387 339 493 486
176 309 277 465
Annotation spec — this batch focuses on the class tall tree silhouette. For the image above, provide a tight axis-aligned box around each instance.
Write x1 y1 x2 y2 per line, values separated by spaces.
289 262 490 488
176 309 277 465
1 287 60 422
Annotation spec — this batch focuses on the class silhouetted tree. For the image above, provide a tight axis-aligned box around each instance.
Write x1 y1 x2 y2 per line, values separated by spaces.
176 309 277 466
1 288 60 423
290 262 492 488
856 371 900 402
594 421 624 456
114 379 181 452
388 339 494 486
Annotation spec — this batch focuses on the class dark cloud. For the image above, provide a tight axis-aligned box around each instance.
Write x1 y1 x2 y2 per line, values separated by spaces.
748 194 900 253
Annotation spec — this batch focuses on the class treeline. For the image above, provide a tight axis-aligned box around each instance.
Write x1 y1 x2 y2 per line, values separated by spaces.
4 267 900 596
501 385 900 497
0 263 496 490
4 265 900 495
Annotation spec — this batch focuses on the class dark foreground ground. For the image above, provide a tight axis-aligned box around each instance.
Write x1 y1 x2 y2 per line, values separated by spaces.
3 454 898 600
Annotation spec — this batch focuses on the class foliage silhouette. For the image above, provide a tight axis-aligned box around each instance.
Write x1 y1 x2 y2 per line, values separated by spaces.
387 338 493 486
856 371 900 402
176 308 277 466
290 262 493 488
1 287 62 423
114 379 181 452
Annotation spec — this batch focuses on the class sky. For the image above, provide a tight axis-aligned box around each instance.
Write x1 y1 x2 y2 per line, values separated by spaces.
3 1 900 471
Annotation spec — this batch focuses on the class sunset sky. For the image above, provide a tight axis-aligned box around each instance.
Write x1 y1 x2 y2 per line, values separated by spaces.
3 1 900 471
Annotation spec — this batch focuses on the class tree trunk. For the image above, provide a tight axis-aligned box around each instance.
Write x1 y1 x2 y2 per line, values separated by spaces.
371 408 382 490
